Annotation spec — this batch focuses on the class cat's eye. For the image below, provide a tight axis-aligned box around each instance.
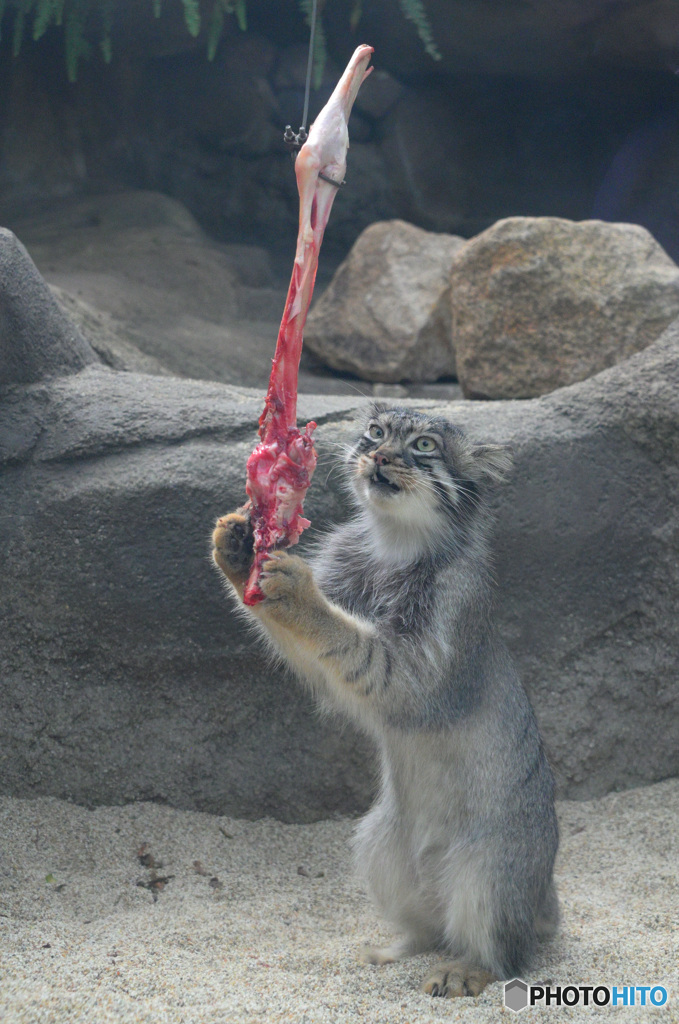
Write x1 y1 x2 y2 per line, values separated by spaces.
368 424 384 440
415 437 437 452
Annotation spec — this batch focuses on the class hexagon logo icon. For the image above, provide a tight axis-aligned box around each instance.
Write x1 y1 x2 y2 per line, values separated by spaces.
504 978 529 1012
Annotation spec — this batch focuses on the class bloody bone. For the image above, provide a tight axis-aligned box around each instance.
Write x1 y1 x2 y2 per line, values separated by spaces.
243 44 374 606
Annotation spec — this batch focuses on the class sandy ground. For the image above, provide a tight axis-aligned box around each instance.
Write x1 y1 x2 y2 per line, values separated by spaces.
1 780 677 1024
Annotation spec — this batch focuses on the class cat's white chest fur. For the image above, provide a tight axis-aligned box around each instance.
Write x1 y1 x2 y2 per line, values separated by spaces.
358 506 450 566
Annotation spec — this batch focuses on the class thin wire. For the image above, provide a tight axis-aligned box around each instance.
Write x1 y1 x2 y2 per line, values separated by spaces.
301 0 318 131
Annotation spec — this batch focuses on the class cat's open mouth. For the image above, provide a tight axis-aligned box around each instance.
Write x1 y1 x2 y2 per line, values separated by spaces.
369 470 401 493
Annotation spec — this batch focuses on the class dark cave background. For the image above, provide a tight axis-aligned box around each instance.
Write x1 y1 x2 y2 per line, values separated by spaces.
0 0 678 268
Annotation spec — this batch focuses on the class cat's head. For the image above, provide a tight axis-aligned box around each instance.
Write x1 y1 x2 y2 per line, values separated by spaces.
347 403 513 533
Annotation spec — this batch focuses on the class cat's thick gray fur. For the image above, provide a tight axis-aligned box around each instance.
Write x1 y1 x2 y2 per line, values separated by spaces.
215 403 559 986
310 405 559 978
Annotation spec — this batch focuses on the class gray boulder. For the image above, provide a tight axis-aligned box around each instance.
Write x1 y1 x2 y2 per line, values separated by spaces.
305 220 464 383
0 365 371 822
49 284 172 376
9 189 404 396
1 232 678 818
8 190 290 388
0 228 96 385
451 216 679 399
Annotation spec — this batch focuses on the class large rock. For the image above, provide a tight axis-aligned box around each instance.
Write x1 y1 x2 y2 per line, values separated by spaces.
1 239 678 817
305 220 464 383
8 191 425 394
49 284 172 376
13 189 242 334
451 217 679 399
4 205 461 402
0 228 96 384
7 191 296 388
0 365 371 822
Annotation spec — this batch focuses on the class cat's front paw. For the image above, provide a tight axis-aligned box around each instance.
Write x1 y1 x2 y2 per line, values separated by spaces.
259 552 314 616
212 507 254 585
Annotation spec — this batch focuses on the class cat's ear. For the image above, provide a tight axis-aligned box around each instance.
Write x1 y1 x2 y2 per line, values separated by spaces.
468 444 514 484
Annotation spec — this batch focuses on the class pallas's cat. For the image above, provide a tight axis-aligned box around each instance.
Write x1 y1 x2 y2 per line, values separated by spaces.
212 404 559 999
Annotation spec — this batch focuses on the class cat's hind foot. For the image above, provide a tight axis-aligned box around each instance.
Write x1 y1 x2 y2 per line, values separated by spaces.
422 960 495 999
212 506 253 586
360 943 403 966
360 935 427 966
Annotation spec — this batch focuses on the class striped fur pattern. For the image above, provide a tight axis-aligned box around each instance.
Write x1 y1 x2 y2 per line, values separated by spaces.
212 403 559 998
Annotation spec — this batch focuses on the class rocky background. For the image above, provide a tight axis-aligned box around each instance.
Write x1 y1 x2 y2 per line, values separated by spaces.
2 220 678 821
1 0 679 260
1 1 678 820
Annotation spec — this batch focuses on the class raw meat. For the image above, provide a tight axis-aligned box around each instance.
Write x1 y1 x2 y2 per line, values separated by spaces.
243 44 374 606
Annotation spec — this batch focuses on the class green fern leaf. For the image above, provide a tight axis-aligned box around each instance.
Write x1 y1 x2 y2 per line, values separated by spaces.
33 0 56 43
64 5 91 82
100 0 114 64
181 0 200 37
152 0 162 16
206 0 223 61
222 0 247 32
234 0 246 32
64 11 80 81
397 0 441 60
12 4 26 58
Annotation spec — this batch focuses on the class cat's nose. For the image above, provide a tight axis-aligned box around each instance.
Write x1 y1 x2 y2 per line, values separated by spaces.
373 450 390 466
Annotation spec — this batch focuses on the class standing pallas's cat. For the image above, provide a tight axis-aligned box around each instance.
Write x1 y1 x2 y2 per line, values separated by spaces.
212 404 559 999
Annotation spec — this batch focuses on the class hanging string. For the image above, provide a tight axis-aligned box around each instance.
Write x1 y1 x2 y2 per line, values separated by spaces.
301 0 318 133
281 0 344 188
284 0 318 151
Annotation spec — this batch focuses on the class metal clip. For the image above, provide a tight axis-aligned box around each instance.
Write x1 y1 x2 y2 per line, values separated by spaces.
318 171 345 188
283 126 346 188
283 125 308 152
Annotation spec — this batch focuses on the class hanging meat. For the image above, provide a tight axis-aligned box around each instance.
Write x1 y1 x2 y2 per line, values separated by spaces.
243 44 374 606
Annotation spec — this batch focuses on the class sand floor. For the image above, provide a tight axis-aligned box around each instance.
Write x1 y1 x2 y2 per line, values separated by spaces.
1 779 677 1023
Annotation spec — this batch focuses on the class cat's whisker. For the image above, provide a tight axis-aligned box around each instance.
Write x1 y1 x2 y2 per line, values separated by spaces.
322 440 355 452
330 378 374 400
324 464 346 487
